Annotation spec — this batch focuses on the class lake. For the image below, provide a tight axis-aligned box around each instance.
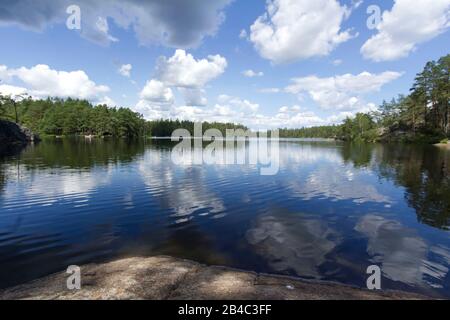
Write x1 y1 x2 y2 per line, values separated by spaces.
0 138 449 297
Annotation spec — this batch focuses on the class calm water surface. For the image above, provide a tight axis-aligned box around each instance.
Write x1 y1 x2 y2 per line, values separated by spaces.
0 138 449 297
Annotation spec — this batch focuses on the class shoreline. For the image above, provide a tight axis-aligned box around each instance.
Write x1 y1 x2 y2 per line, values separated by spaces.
434 142 450 148
36 134 448 146
0 119 40 156
0 255 432 300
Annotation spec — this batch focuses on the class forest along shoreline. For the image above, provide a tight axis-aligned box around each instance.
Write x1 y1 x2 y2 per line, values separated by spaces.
1 54 449 147
0 256 433 300
279 54 449 145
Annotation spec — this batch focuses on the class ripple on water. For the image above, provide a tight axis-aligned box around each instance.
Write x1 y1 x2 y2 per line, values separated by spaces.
0 140 449 297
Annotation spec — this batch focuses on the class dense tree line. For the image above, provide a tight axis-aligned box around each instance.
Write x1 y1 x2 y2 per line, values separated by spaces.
0 97 146 137
280 54 450 143
147 119 248 137
279 125 341 138
0 97 248 138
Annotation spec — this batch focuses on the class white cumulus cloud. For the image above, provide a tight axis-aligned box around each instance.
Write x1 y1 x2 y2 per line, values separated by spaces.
0 64 110 103
285 71 403 111
242 70 264 78
258 87 281 94
155 49 227 88
0 84 28 97
249 0 355 64
140 79 174 106
118 64 132 78
179 88 208 107
361 0 450 61
136 50 227 109
217 95 260 113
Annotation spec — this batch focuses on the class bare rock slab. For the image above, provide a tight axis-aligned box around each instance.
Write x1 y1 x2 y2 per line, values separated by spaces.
0 256 429 300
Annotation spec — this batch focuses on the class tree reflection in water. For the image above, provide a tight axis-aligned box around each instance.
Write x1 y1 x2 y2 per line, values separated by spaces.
373 144 450 230
338 142 450 230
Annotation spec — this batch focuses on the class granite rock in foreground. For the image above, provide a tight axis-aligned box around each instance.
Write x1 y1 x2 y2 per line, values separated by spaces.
0 256 429 300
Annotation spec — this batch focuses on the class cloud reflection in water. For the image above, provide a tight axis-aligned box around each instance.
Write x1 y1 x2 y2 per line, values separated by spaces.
356 214 450 289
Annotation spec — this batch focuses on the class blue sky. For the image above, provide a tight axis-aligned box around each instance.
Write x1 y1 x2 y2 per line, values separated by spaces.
0 0 449 129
